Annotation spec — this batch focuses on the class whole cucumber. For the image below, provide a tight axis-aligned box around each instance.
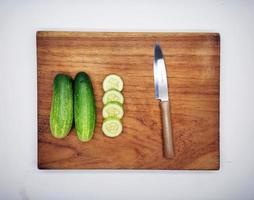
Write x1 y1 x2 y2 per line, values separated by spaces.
50 74 73 138
74 72 96 142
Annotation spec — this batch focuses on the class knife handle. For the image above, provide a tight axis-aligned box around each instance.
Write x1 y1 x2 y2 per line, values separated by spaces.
160 101 174 159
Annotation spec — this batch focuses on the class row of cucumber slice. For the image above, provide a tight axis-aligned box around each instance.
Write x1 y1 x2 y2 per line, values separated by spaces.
102 74 124 137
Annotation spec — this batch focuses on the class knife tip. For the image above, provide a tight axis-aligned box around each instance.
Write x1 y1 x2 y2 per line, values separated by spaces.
154 42 163 59
155 41 160 47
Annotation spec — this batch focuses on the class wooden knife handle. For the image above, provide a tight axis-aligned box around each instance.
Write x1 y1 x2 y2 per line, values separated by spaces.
160 101 174 159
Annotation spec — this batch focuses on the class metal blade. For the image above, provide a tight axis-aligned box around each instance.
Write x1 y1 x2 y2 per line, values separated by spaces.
153 42 169 101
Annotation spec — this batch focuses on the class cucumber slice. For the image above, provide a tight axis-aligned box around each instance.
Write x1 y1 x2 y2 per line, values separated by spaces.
102 118 123 137
103 74 123 92
102 102 124 119
102 89 124 105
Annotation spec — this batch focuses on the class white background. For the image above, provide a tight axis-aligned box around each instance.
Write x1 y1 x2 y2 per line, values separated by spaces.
0 0 254 199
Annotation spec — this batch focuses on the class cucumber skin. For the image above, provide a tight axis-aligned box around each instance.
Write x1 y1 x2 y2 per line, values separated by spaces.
74 72 96 142
50 74 73 139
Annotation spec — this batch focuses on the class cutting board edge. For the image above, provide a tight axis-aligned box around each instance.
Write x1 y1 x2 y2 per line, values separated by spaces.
36 30 220 39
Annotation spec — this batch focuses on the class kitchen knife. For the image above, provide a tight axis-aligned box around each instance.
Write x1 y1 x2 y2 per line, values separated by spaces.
154 42 174 159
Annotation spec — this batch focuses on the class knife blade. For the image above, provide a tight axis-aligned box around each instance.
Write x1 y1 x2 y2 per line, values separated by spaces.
153 42 174 159
154 42 169 101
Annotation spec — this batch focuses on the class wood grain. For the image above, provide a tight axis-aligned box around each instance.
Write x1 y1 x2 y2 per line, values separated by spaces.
37 32 220 170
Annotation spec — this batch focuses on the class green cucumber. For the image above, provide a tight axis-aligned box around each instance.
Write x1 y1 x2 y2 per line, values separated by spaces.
102 89 124 105
102 102 124 119
74 72 96 142
102 118 123 137
103 74 123 92
50 74 73 139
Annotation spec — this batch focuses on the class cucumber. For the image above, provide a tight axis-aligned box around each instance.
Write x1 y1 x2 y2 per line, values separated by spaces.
102 89 124 105
101 74 124 138
103 74 123 92
74 72 96 142
50 74 73 139
102 102 124 119
102 118 123 137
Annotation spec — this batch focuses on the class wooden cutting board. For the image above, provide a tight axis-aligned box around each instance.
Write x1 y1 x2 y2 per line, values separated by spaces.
37 31 220 170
